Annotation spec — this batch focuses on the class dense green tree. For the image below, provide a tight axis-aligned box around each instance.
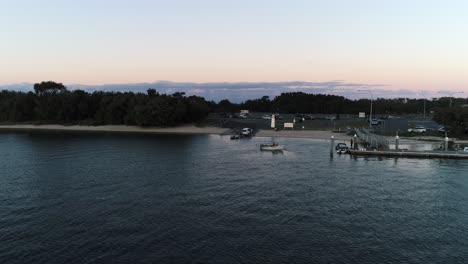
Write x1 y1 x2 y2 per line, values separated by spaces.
242 96 271 112
0 82 212 126
433 107 468 135
216 99 239 113
2 82 468 132
147 89 158 97
33 81 66 95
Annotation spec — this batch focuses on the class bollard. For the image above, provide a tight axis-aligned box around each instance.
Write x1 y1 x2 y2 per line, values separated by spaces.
445 137 449 151
330 136 335 157
395 135 399 150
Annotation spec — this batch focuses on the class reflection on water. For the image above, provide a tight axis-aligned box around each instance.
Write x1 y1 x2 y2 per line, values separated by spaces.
1 131 468 263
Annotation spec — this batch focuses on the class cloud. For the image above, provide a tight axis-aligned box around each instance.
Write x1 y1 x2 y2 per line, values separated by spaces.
187 88 205 94
0 81 443 102
0 83 35 93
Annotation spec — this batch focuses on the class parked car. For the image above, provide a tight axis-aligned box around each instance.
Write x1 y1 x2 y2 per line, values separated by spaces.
274 114 284 120
370 118 381 126
408 126 427 133
464 147 468 152
262 115 272 120
295 115 304 122
438 126 450 133
241 128 253 136
304 115 316 120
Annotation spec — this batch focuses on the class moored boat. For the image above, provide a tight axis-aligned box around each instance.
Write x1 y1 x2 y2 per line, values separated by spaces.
260 143 284 151
335 143 350 154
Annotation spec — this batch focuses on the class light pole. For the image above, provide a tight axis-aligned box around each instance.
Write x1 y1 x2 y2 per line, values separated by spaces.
423 98 426 119
358 89 374 128
417 92 428 119
437 91 464 107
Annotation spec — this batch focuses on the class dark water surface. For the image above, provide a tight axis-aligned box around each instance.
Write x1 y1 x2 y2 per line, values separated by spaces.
1 131 468 263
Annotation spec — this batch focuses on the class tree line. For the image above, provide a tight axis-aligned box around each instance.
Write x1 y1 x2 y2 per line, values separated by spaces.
0 81 210 126
214 92 468 116
1 82 467 133
433 107 468 135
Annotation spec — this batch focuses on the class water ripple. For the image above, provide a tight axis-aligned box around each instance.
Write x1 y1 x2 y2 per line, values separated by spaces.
1 132 468 263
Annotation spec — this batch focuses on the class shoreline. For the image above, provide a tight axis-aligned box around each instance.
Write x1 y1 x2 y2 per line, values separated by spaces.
0 125 353 140
0 125 443 145
0 124 229 135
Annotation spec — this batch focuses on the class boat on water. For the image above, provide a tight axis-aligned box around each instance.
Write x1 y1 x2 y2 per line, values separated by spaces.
335 143 350 154
260 143 284 151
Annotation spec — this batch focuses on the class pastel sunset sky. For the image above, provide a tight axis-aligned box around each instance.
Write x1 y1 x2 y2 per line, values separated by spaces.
1 0 467 100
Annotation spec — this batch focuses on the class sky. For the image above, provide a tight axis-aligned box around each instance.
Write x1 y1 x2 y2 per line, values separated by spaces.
1 0 467 100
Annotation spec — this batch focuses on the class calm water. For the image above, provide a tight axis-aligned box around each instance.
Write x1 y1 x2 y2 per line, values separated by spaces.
1 131 468 263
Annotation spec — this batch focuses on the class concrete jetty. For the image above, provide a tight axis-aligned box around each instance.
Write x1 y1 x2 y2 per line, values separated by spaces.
349 149 468 159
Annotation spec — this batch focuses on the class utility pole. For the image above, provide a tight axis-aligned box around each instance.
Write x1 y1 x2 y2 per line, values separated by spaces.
417 92 427 119
358 89 374 128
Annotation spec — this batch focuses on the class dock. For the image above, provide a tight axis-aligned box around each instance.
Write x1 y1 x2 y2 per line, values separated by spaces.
344 127 468 159
349 149 468 159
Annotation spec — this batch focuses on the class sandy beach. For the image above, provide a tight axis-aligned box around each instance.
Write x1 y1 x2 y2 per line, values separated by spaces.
0 124 354 140
0 124 229 135
0 125 450 146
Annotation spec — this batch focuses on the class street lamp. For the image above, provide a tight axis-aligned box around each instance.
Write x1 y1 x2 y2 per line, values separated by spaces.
437 91 464 107
417 92 428 119
358 89 374 128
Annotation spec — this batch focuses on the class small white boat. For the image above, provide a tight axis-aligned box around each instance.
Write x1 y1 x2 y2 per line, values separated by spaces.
335 143 349 154
260 143 284 151
336 148 349 154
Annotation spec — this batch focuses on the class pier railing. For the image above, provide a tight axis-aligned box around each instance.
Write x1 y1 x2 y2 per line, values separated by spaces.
354 128 389 150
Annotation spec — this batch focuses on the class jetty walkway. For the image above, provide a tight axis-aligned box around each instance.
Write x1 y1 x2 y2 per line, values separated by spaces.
349 149 468 159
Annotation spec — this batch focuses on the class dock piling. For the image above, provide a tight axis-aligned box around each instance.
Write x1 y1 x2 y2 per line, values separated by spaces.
330 136 335 157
